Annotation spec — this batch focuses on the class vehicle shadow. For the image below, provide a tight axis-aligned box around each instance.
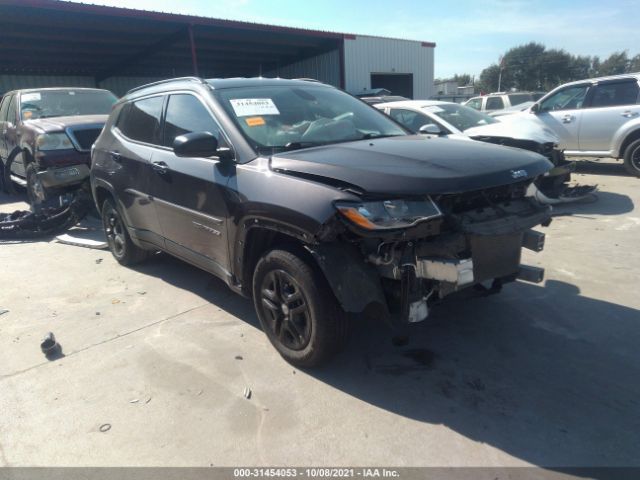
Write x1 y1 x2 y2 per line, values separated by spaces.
132 253 640 468
572 159 633 177
552 190 634 217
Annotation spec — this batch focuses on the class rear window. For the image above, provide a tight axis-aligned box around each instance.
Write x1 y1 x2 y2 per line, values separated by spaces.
117 96 164 145
507 93 533 106
589 81 639 108
485 97 505 110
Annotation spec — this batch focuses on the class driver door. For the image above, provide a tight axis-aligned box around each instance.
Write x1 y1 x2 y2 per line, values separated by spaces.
149 93 233 279
535 84 590 151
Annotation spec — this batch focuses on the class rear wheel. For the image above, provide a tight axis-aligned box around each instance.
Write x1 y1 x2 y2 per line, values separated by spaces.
101 197 149 265
252 248 348 367
623 139 640 177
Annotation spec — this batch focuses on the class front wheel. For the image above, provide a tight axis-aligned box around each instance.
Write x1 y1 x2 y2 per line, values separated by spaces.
101 198 150 266
252 248 348 367
26 163 47 210
623 139 640 177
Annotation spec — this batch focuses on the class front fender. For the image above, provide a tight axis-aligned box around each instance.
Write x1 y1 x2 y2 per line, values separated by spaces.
307 242 388 315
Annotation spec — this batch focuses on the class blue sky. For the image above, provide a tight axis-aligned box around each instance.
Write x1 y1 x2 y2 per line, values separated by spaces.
70 0 640 78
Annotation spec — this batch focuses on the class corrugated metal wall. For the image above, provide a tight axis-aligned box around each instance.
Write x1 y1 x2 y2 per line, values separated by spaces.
0 75 168 97
0 75 95 94
343 36 434 99
98 76 167 96
264 49 341 87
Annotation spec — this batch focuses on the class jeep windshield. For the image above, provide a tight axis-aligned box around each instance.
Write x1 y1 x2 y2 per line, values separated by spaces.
424 103 498 132
20 89 117 120
215 85 407 154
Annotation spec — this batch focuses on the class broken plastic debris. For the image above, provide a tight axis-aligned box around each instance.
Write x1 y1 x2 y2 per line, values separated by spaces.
95 258 103 264
99 423 111 433
129 399 139 404
0 309 8 316
40 332 62 359
111 299 120 304
235 355 243 360
243 387 252 400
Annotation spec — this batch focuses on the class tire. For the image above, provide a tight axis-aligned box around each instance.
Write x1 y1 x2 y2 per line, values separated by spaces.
101 197 149 266
26 163 47 210
623 138 640 177
252 248 349 367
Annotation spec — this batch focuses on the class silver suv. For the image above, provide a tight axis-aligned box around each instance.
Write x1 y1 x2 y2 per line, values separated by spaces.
527 73 640 176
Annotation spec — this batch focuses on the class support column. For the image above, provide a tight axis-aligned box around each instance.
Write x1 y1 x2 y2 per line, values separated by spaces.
188 24 199 77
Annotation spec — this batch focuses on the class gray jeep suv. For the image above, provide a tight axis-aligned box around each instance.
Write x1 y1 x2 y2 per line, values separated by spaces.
91 77 552 366
527 73 640 176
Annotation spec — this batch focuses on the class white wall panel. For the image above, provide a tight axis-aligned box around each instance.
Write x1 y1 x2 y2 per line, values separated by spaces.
344 36 434 99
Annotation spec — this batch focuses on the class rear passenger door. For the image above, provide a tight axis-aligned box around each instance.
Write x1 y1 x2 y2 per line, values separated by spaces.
109 95 164 244
484 96 504 112
149 93 232 279
578 79 640 152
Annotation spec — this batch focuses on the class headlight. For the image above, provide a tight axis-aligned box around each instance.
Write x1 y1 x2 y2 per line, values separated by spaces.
36 133 74 151
335 198 442 230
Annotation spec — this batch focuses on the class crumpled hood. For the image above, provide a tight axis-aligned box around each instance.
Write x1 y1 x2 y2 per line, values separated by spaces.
24 114 108 133
270 135 552 196
466 115 559 144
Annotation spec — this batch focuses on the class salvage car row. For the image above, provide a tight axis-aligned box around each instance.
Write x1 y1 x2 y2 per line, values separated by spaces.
1 72 639 366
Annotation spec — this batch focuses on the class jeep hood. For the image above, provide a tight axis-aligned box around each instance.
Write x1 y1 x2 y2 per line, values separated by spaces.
24 114 108 133
465 115 559 144
270 135 552 196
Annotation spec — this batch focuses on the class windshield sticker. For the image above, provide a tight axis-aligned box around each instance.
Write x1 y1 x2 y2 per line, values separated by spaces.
21 93 41 102
245 116 266 127
423 106 445 113
230 98 280 117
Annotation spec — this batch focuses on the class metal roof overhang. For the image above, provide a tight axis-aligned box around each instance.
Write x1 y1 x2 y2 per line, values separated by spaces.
0 0 344 81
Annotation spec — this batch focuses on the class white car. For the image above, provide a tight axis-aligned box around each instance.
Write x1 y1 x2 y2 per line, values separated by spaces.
374 100 596 204
374 99 561 159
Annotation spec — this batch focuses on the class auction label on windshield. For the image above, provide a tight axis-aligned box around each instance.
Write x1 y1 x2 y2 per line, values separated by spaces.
230 98 280 117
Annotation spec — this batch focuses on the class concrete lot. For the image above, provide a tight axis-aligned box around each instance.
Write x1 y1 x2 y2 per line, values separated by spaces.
0 159 639 467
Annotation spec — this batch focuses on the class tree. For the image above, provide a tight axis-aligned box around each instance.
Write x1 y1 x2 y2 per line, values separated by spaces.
598 51 630 75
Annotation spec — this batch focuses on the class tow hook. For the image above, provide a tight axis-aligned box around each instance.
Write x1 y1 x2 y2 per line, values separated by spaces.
518 265 545 283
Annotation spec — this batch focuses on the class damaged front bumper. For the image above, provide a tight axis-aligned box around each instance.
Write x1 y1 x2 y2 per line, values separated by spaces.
311 197 551 326
36 164 90 190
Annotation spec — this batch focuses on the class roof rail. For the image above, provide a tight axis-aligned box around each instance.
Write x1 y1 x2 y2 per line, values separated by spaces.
294 78 323 83
126 77 207 95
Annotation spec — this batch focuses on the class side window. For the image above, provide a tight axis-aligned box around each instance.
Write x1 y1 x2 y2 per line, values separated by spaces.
540 85 589 112
0 95 10 122
389 108 431 133
117 96 164 145
485 97 504 110
588 81 640 108
163 94 221 147
466 98 482 110
6 95 17 124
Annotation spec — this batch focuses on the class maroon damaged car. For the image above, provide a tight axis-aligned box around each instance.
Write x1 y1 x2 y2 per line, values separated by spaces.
0 88 117 207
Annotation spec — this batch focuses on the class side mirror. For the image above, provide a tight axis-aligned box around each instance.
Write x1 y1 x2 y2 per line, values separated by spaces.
173 132 233 160
530 103 540 114
419 124 443 135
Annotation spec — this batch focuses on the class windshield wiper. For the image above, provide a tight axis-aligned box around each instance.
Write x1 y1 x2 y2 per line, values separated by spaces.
361 133 404 140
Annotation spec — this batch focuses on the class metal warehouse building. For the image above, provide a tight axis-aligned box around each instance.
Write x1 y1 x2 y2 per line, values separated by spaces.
0 0 435 98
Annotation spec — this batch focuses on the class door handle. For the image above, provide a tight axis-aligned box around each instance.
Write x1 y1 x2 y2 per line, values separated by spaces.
152 160 170 174
562 114 573 123
109 151 122 162
621 111 638 118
